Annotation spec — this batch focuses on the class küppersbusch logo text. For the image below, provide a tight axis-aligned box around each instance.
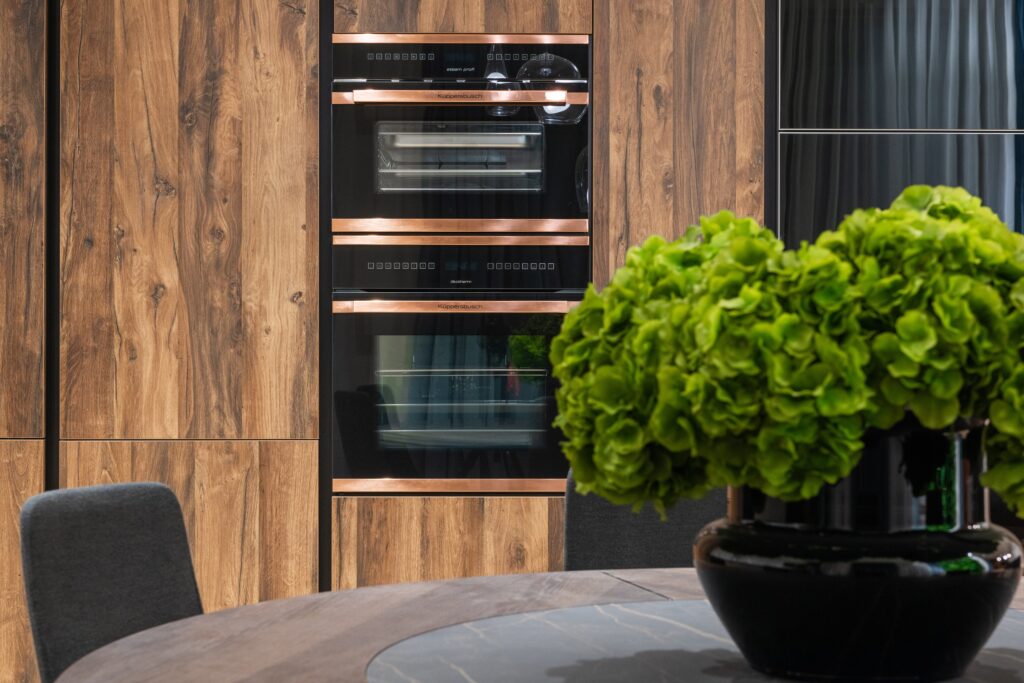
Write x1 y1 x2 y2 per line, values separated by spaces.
437 92 482 99
438 303 483 311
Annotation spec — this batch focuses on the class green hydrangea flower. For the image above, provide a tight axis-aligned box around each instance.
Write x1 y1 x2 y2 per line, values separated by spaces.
552 186 1024 516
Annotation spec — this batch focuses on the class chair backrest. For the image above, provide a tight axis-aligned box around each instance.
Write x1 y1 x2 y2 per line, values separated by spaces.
564 470 727 571
20 483 203 683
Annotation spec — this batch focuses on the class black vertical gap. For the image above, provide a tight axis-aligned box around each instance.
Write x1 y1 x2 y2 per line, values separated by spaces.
764 0 779 234
317 0 334 592
44 0 61 491
587 34 593 284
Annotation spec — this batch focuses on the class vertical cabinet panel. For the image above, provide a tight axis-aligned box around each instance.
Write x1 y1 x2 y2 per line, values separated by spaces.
59 0 318 440
258 442 319 600
0 442 44 683
60 441 318 611
592 0 765 287
0 0 45 438
332 496 564 590
333 0 592 34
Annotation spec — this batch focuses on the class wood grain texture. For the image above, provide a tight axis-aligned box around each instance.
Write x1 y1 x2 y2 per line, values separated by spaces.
0 441 44 683
0 0 46 439
60 0 318 440
332 496 565 589
59 440 318 612
62 569 663 683
592 0 765 287
333 0 591 33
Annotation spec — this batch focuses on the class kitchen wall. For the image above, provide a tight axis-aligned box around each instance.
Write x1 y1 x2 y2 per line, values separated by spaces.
57 0 321 600
592 0 766 286
0 0 45 678
2 1 322 680
0 1 767 678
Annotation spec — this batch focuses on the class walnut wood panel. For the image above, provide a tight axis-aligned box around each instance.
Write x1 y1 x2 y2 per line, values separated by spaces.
332 496 564 590
60 441 318 612
0 441 44 683
59 0 318 440
592 0 765 287
334 0 591 34
0 0 45 439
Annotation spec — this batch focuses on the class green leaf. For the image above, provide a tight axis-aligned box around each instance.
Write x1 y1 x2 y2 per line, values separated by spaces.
1011 279 1024 311
896 311 938 362
991 400 1024 437
927 367 963 400
908 392 959 429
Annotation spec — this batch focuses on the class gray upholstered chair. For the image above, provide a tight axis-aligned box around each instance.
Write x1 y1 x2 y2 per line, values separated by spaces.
564 470 728 570
20 483 203 683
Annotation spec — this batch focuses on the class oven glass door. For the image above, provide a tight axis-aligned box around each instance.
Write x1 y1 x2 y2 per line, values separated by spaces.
331 299 571 480
376 121 546 193
332 97 589 219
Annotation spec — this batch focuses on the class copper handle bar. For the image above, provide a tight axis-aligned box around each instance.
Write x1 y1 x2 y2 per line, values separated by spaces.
332 300 576 314
332 33 590 45
332 234 589 247
332 478 568 494
333 90 588 106
332 218 589 234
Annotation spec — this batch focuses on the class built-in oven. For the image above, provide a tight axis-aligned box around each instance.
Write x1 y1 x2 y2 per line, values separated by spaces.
330 293 573 489
328 34 591 492
331 34 591 223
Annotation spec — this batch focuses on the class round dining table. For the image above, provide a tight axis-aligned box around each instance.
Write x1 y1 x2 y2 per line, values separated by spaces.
57 568 1024 682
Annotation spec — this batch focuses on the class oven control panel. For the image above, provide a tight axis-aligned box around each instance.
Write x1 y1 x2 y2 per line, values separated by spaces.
333 40 590 81
335 247 586 291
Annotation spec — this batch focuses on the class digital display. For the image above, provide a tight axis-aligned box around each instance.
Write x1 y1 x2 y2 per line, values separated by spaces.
487 53 554 62
367 262 436 270
487 262 556 271
367 52 434 61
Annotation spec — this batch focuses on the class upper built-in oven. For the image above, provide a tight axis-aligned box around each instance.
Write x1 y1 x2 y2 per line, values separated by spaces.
331 34 591 222
331 33 592 292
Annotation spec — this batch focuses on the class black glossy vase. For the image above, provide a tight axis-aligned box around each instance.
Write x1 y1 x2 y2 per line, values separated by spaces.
694 418 1022 682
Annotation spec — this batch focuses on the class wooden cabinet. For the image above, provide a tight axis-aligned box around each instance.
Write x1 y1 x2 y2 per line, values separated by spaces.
334 0 591 34
591 0 765 286
1 0 47 678
60 440 318 611
332 496 564 589
0 0 45 439
0 441 44 683
59 0 319 441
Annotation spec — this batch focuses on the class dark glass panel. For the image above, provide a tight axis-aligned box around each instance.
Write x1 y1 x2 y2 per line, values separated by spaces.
331 297 571 479
780 0 1024 130
332 245 590 291
779 132 1024 245
333 103 588 219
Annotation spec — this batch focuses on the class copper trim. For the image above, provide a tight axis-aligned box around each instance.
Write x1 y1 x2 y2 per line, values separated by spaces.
333 90 588 106
333 300 355 314
332 300 576 314
332 234 589 247
332 33 590 45
332 218 589 234
332 478 568 494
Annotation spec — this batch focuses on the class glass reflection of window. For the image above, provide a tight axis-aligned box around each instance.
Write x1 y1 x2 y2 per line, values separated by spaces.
373 335 549 450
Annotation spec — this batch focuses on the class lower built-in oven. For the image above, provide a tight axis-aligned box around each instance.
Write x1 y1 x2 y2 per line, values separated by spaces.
331 293 574 490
